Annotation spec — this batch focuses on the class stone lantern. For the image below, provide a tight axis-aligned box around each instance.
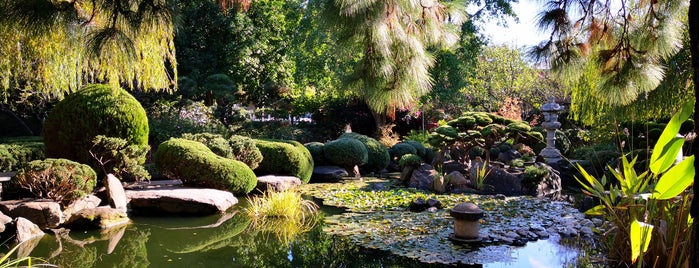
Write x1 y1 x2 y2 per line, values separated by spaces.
449 202 484 242
539 97 564 163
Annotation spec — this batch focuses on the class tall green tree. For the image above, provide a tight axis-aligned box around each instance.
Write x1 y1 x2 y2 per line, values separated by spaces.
323 0 466 125
0 0 177 96
228 0 300 107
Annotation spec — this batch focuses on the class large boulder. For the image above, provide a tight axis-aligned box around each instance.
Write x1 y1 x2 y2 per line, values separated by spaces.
0 212 11 233
10 217 44 243
62 194 101 219
523 164 562 197
105 174 128 213
408 164 437 191
0 199 63 229
481 167 524 196
311 166 349 182
255 175 302 192
63 207 129 230
126 187 238 215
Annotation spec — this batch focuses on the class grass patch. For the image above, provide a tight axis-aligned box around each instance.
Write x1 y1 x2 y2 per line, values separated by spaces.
245 188 320 244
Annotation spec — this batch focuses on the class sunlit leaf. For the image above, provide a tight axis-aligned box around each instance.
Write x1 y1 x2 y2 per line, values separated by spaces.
650 100 693 174
630 220 654 264
583 205 605 216
652 156 695 200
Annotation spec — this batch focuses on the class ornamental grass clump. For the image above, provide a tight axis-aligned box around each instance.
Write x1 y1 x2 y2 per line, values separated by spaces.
245 189 319 244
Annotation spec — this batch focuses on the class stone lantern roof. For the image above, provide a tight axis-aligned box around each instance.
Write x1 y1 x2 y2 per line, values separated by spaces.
450 202 484 221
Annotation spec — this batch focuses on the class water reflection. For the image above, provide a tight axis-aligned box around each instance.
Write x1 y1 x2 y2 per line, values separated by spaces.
0 207 597 267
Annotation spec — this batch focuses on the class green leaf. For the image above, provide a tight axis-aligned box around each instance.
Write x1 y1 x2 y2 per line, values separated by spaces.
649 137 684 175
652 156 695 200
630 220 654 264
650 100 693 174
583 205 605 216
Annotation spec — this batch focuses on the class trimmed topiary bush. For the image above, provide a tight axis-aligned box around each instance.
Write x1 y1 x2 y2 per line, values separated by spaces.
255 139 314 183
389 143 417 160
0 136 45 172
181 133 234 158
229 135 264 170
340 133 390 173
15 158 97 206
398 154 423 168
155 138 257 194
304 142 327 166
402 140 426 157
44 84 149 167
323 138 368 169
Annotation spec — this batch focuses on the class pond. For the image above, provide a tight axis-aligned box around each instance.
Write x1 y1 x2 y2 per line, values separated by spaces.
3 198 602 267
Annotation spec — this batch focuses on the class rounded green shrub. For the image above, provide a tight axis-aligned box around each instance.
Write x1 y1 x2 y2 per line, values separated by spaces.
155 138 257 194
229 135 264 170
15 158 97 206
506 122 532 132
323 138 368 168
389 143 417 160
402 140 426 157
44 84 149 167
340 133 390 172
304 142 327 166
255 139 314 183
468 146 485 159
398 154 423 168
181 133 234 158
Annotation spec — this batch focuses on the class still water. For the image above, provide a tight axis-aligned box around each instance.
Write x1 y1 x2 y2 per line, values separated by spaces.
4 203 595 267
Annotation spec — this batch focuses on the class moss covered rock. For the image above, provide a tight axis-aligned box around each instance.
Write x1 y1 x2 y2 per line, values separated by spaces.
155 138 257 194
254 139 314 183
340 133 390 173
324 138 368 168
44 84 149 166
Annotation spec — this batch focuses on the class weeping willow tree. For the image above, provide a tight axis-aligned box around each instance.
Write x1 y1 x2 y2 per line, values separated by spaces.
324 0 465 127
531 0 689 125
0 0 177 101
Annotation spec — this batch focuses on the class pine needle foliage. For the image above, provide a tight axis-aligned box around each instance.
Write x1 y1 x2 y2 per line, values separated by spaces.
0 0 177 99
531 0 689 123
325 0 465 118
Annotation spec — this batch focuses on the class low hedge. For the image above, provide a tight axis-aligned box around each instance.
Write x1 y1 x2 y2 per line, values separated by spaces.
323 138 368 168
155 138 257 194
0 136 45 172
254 139 314 183
15 158 96 206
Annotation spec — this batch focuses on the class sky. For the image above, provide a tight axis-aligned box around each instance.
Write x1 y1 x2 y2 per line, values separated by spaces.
478 0 550 48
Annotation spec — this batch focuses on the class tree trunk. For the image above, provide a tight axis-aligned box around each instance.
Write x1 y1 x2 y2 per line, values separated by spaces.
689 0 699 266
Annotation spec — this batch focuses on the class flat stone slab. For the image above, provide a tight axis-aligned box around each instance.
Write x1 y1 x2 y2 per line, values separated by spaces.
126 188 237 216
312 166 349 182
256 175 301 192
123 179 183 190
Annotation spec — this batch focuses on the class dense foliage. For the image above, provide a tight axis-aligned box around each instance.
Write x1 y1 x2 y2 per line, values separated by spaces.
15 158 97 206
44 84 149 167
323 138 368 169
155 138 257 194
89 135 150 182
339 133 390 173
0 136 45 172
254 139 314 183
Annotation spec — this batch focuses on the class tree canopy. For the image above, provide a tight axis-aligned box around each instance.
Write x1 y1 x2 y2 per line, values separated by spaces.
0 0 177 100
